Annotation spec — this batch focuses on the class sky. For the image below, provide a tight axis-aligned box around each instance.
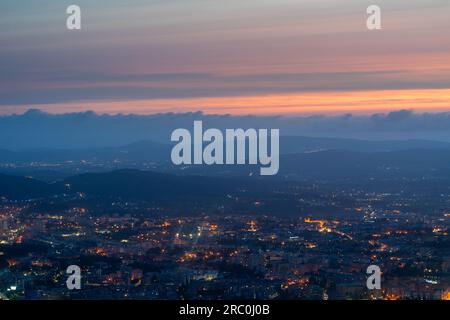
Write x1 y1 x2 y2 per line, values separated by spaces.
1 0 449 115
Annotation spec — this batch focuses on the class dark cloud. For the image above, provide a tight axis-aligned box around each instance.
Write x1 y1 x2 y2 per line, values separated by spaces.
1 109 450 150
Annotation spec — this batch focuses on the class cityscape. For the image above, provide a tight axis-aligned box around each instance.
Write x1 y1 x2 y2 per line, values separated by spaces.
0 153 449 300
1 0 450 303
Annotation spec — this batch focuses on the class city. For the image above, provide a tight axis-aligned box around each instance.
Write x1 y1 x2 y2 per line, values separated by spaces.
1 182 449 300
1 0 450 307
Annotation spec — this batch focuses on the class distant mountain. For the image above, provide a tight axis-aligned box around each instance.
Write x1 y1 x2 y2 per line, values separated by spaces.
0 140 171 163
280 149 450 180
281 136 450 153
1 147 450 201
56 149 450 187
155 148 450 181
2 137 450 165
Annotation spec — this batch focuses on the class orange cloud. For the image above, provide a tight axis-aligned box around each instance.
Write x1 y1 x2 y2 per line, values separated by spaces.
23 88 450 116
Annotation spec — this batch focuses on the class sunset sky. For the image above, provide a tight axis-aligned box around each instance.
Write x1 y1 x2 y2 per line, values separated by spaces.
1 0 449 115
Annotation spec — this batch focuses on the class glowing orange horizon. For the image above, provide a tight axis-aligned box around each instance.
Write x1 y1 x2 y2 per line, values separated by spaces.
16 88 449 116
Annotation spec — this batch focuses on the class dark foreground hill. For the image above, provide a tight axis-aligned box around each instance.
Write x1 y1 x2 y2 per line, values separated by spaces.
0 170 273 201
62 169 270 200
0 173 60 200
